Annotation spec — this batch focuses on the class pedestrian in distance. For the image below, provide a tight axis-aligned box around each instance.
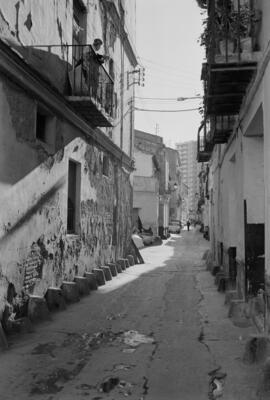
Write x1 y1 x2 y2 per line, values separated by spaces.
187 220 191 231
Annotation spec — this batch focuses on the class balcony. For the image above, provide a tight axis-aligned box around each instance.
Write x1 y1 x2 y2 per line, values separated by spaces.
197 123 213 163
210 114 237 144
18 44 114 127
203 0 261 116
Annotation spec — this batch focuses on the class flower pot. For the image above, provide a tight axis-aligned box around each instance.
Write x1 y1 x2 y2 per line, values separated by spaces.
219 39 234 56
240 37 253 53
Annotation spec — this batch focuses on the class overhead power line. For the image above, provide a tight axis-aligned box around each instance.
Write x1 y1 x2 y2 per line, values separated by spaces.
135 107 200 113
135 96 202 101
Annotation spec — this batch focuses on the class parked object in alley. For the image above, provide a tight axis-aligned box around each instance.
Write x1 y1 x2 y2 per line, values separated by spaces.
132 234 144 249
168 219 181 234
130 238 145 264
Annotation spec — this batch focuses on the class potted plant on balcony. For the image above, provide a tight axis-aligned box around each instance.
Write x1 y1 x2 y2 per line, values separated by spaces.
230 3 261 54
215 7 235 56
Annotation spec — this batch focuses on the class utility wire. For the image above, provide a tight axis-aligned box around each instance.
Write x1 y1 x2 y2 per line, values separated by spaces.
135 96 202 101
135 107 200 113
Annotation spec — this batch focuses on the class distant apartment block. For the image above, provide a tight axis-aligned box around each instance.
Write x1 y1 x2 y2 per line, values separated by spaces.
175 141 199 220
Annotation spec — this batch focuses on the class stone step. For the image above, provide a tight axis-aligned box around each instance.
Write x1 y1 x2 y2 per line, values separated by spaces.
101 266 112 281
84 272 98 290
93 268 106 286
27 295 50 322
61 281 80 303
117 259 126 272
106 263 117 277
74 276 90 295
127 255 135 266
45 287 66 311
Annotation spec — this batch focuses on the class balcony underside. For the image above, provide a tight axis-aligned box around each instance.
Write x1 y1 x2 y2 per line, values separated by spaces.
211 129 232 144
67 96 113 127
206 63 257 115
197 152 211 163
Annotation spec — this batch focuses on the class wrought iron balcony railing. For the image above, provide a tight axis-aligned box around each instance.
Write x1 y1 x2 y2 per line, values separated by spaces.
206 0 261 64
197 122 213 163
21 44 114 127
209 114 237 144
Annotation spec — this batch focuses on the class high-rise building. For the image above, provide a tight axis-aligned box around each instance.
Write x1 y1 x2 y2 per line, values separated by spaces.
175 141 199 220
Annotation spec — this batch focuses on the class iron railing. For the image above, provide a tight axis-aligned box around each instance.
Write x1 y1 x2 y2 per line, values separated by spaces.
197 122 213 162
206 0 261 63
27 44 114 117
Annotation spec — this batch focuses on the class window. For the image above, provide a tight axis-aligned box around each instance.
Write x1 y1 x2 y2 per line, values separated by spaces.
102 154 109 177
67 160 81 234
36 111 47 142
35 107 55 147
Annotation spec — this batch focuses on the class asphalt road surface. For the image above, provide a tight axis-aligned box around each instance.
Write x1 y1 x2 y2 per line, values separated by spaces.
0 228 261 399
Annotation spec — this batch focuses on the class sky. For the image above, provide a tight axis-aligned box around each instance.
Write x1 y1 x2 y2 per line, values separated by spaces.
134 0 205 147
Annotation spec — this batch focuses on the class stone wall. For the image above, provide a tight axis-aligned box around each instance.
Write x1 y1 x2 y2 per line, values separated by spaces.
0 75 132 318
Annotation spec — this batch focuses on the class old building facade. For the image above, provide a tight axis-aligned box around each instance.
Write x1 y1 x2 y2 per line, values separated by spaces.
0 0 137 323
133 130 183 238
197 0 269 330
176 140 200 223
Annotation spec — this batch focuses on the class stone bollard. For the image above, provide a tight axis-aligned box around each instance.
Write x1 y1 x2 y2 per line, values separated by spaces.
115 261 123 273
28 295 50 322
117 259 126 272
74 276 90 296
243 334 270 364
214 272 225 285
211 265 220 276
93 268 106 286
127 255 135 266
260 357 270 393
224 290 238 305
61 281 80 303
45 287 66 311
228 299 245 318
106 263 117 277
85 272 98 290
0 322 8 350
101 266 112 281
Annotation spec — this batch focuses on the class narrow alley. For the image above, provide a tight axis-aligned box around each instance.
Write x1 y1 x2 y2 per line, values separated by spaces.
0 229 262 400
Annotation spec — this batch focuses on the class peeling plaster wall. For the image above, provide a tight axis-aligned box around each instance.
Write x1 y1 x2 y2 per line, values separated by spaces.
0 76 132 317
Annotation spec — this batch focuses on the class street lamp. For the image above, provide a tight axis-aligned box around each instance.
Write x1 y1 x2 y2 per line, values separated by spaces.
177 96 203 101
